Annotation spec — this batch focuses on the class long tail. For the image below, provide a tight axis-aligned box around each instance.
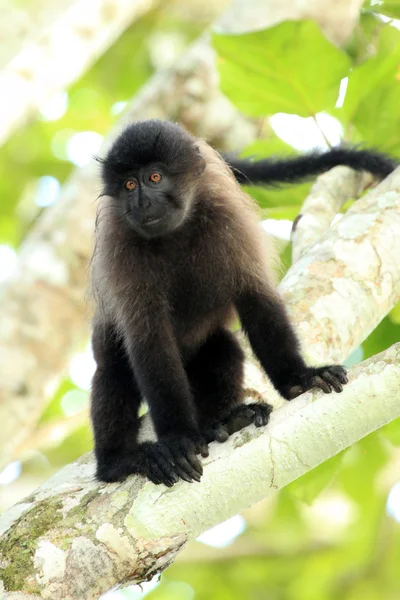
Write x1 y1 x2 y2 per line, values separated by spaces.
224 147 398 186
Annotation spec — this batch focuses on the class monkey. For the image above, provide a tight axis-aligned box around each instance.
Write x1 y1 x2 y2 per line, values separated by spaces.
90 119 395 487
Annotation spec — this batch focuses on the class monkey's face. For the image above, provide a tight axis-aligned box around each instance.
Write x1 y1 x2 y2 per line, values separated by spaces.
116 166 193 238
100 120 206 239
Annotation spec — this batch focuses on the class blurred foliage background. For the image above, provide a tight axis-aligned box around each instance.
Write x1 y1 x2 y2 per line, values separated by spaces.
1 0 400 599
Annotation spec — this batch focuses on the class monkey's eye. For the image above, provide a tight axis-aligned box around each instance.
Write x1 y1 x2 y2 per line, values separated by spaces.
149 172 162 183
125 180 137 191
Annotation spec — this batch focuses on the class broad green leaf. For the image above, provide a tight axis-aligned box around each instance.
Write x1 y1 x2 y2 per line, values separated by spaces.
376 0 400 18
352 81 400 154
212 21 351 118
340 22 400 138
241 136 295 158
342 52 400 124
345 12 386 63
287 452 344 505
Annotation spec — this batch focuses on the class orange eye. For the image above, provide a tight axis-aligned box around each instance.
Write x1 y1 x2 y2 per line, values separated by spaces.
125 180 137 190
149 172 162 183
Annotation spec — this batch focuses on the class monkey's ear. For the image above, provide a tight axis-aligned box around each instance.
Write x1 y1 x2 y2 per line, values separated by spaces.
194 145 206 175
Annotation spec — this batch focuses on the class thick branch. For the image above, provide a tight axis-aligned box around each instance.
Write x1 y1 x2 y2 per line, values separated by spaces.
291 166 374 261
281 166 400 364
1 343 399 598
0 40 256 469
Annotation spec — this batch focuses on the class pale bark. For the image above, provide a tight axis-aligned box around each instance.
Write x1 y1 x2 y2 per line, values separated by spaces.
291 166 374 262
1 343 399 599
0 0 156 147
280 166 400 365
0 41 257 470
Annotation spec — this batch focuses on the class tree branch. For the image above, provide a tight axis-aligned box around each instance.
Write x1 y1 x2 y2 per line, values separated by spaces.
291 166 374 261
281 166 400 364
1 342 399 598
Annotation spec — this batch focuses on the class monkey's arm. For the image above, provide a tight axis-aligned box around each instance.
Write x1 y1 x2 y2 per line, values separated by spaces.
235 287 348 399
225 147 397 186
122 311 209 478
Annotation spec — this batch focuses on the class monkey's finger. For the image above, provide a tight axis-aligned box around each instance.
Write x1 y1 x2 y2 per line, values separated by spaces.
214 426 229 443
173 464 195 484
195 439 210 457
253 405 272 427
148 463 171 486
287 385 304 399
175 445 203 479
321 371 343 393
174 455 202 482
311 376 331 394
330 366 348 384
154 463 178 487
156 444 175 467
180 440 204 475
146 445 178 486
225 408 254 434
154 454 180 486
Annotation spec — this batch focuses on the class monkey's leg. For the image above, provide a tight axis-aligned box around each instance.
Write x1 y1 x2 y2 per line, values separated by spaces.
91 319 147 482
186 328 272 443
236 289 348 400
92 320 209 487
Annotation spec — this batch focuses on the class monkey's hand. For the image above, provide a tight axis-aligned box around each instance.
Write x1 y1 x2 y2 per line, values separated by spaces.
139 434 209 487
280 365 348 400
205 403 272 444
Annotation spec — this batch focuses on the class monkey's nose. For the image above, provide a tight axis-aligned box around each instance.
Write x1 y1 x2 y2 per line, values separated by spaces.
137 193 152 210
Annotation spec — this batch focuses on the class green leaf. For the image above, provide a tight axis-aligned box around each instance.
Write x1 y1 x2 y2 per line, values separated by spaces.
212 21 351 118
241 136 295 158
245 181 311 211
261 205 302 220
376 0 400 19
340 22 400 151
389 301 400 324
338 432 389 503
362 315 400 360
381 417 400 446
345 12 386 63
352 80 400 153
286 452 344 505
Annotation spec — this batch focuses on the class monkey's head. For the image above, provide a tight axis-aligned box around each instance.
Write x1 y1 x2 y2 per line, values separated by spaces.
99 120 206 238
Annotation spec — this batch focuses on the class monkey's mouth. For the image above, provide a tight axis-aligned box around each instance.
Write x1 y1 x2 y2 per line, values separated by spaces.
143 216 162 226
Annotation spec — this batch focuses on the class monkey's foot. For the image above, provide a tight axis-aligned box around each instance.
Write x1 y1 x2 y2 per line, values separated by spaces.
138 435 209 487
205 403 272 444
280 365 348 400
95 436 208 487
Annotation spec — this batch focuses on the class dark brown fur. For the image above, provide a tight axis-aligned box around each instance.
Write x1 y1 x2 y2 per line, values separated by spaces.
90 120 347 486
